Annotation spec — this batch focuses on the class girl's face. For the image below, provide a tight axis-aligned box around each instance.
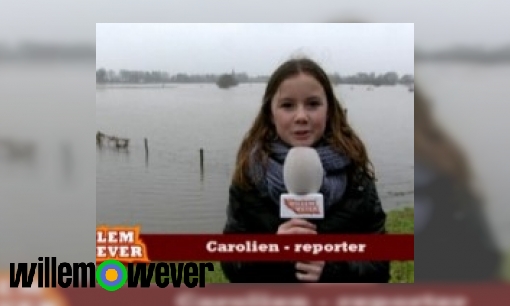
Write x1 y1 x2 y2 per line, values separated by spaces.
271 73 328 147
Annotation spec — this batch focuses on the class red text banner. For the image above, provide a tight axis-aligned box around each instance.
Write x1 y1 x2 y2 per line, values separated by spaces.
138 234 414 261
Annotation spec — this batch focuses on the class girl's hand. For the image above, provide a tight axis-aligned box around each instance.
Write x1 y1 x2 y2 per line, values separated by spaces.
295 261 325 282
277 218 317 235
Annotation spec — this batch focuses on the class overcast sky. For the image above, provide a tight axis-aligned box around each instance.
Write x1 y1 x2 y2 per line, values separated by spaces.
96 23 414 76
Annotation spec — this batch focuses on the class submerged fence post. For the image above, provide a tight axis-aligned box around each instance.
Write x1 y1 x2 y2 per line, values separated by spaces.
145 138 149 165
200 148 204 174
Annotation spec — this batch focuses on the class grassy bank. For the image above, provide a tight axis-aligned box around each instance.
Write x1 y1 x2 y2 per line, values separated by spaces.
153 207 414 284
385 207 414 283
503 251 510 281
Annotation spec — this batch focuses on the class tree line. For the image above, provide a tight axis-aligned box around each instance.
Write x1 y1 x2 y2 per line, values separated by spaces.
96 68 414 86
415 45 510 63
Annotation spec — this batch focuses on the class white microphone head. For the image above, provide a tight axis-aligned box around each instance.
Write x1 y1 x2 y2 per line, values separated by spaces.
283 147 324 195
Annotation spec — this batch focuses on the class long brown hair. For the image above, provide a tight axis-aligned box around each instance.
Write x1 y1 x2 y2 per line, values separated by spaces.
232 57 374 189
415 87 472 185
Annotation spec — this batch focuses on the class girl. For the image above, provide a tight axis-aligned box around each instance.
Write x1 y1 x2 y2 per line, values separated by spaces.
221 58 390 283
414 88 502 281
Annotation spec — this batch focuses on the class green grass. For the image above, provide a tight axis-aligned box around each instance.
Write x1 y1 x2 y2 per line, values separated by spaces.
142 207 414 284
502 250 510 282
386 207 414 283
386 207 414 234
204 262 229 283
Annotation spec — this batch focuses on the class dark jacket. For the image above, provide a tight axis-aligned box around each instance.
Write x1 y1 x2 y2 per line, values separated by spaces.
220 168 391 283
415 163 502 282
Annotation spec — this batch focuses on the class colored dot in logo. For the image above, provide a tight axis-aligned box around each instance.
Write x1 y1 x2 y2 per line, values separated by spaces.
105 269 118 281
96 260 127 292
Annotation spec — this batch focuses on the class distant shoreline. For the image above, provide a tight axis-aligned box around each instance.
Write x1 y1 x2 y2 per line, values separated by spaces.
95 82 414 88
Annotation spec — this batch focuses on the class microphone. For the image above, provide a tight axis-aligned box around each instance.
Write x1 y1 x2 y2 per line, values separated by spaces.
280 147 325 219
